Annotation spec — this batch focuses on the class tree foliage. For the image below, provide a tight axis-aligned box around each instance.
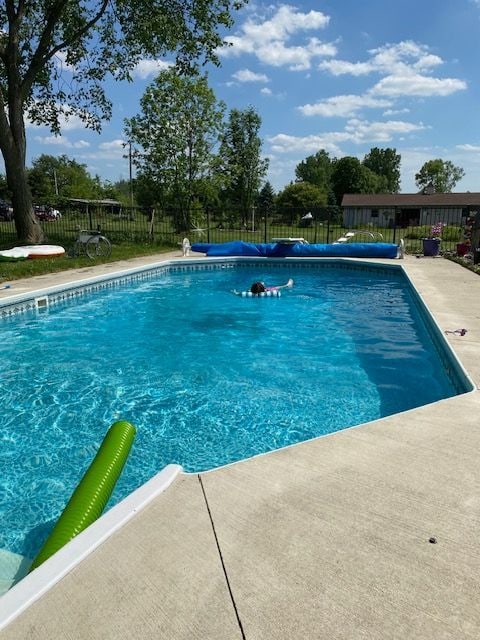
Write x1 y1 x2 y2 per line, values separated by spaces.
331 156 386 205
125 69 225 230
104 179 132 205
295 150 333 193
415 159 465 193
276 182 327 217
256 181 275 215
218 107 268 223
294 147 402 204
28 154 103 203
0 0 244 241
362 147 400 193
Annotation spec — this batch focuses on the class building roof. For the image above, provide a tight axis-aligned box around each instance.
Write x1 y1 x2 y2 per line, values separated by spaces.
341 192 480 207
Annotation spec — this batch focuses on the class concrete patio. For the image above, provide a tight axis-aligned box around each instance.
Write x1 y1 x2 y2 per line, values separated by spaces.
1 253 479 639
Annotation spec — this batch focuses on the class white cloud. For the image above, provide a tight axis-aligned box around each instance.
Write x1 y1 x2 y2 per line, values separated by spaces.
132 59 173 79
369 41 443 73
319 41 443 77
268 132 349 155
34 135 90 148
456 143 480 152
264 155 300 180
34 135 66 146
218 5 336 70
298 94 392 118
383 108 410 116
318 40 466 99
268 117 425 154
257 37 336 71
309 40 466 123
371 73 467 97
98 139 125 151
318 59 374 76
77 140 128 163
344 118 426 143
232 68 270 83
261 87 273 95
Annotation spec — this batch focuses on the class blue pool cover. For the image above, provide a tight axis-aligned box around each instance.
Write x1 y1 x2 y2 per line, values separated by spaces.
191 241 399 259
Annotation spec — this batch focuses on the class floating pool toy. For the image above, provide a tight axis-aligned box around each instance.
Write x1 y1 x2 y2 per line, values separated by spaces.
29 420 136 572
27 245 65 259
0 245 65 261
0 248 28 261
234 289 281 297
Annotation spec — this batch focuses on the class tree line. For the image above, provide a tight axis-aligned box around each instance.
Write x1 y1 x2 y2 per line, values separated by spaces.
271 151 465 214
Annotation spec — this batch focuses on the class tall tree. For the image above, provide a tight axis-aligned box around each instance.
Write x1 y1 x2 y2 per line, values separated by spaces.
0 0 243 242
276 182 327 223
218 107 268 224
28 154 102 202
134 172 165 211
256 181 275 215
331 156 386 205
362 147 401 193
415 159 465 193
295 149 332 193
125 69 225 230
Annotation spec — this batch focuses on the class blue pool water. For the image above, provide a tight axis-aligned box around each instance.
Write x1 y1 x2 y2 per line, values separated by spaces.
0 262 468 559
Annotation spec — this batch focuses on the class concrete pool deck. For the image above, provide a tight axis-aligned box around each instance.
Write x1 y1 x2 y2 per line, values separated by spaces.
1 252 480 639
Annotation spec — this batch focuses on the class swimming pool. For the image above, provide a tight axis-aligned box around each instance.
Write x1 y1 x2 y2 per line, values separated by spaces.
0 260 471 561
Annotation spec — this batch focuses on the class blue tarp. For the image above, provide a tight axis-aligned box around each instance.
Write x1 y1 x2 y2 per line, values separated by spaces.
191 241 399 259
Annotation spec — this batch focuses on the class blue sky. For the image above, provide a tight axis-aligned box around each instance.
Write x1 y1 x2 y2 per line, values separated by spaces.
22 0 480 194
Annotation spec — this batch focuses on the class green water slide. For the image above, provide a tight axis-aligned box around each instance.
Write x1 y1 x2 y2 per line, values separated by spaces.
29 420 136 572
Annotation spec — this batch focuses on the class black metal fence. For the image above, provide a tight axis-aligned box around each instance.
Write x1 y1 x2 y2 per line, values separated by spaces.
0 203 471 255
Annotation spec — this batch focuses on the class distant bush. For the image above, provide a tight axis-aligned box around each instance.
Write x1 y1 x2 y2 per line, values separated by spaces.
404 225 430 239
405 224 462 241
441 225 462 241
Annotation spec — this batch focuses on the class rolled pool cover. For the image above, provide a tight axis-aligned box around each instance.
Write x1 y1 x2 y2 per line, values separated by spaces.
29 420 136 572
191 240 399 259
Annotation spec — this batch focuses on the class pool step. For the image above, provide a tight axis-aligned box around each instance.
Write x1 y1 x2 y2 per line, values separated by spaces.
0 549 31 596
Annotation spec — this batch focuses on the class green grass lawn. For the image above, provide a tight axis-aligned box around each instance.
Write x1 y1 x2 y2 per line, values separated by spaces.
0 241 176 282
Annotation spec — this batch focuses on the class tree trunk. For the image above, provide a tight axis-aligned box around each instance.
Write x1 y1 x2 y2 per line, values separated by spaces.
0 91 44 244
5 154 44 244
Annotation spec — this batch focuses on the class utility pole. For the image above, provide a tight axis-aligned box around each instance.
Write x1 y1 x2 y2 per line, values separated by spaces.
128 142 133 208
123 141 134 208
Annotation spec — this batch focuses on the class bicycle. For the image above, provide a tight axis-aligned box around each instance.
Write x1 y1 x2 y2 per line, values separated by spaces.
70 229 112 259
